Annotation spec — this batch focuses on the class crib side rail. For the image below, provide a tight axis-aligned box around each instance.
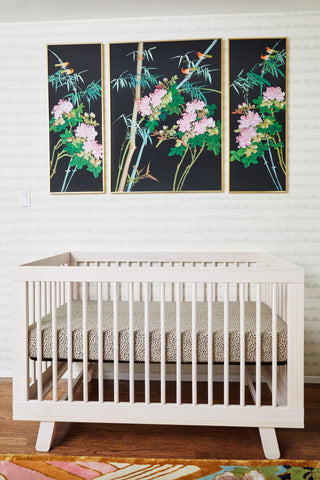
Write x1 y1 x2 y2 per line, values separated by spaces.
12 264 304 284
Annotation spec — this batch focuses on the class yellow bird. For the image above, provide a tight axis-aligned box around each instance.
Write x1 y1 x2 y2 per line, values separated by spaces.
265 47 279 54
181 67 197 76
55 61 70 68
61 68 74 75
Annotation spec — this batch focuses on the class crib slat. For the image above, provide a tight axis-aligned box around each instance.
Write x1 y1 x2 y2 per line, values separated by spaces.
61 280 65 305
208 283 213 406
160 282 166 405
240 283 245 407
176 282 181 405
192 283 197 406
212 282 217 302
144 283 150 405
56 280 61 307
30 282 36 384
97 281 104 403
51 282 58 402
41 281 46 317
82 282 88 403
46 282 52 314
256 282 261 407
272 283 277 407
113 282 119 404
129 282 134 404
67 281 73 403
35 281 43 401
31 281 35 325
223 283 229 406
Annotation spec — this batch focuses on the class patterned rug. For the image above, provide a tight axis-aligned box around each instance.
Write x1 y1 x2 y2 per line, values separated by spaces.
0 456 319 480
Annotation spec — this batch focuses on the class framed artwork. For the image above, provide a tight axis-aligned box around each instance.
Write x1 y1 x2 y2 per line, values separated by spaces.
48 44 104 194
229 38 287 193
110 39 222 193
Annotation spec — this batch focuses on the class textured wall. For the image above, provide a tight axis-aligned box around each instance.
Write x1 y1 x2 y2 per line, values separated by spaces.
0 11 319 376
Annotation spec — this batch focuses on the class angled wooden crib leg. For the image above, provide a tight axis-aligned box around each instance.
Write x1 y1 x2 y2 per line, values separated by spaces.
36 421 56 452
259 427 280 459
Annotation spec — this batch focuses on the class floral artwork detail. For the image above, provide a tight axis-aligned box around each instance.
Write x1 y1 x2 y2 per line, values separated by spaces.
110 39 222 193
229 38 287 192
48 44 104 194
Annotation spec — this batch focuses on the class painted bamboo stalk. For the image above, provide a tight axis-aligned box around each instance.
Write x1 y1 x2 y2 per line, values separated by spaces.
118 42 144 192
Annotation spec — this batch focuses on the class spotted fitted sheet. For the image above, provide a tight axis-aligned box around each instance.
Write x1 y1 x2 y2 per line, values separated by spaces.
28 300 287 364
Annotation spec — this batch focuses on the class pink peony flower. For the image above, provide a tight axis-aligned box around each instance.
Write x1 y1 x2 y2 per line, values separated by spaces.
83 139 103 160
193 117 216 136
236 126 257 148
149 88 167 107
137 96 152 116
185 100 206 114
238 111 262 129
51 99 73 119
75 123 97 141
263 86 285 102
177 112 197 132
205 117 215 129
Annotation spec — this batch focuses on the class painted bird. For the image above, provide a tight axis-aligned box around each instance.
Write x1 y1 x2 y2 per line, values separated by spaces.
265 47 279 54
61 68 74 75
261 54 270 61
181 67 197 76
55 62 70 68
195 51 212 59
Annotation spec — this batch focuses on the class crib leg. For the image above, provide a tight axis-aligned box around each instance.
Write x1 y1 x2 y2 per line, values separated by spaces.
259 427 280 459
36 421 56 452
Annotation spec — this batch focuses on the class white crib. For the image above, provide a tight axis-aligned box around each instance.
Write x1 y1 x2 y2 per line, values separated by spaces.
12 252 304 459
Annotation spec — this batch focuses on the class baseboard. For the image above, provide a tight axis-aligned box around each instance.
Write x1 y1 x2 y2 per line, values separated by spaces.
305 376 320 384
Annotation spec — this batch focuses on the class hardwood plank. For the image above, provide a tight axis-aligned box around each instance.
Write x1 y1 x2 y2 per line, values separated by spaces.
2 379 320 459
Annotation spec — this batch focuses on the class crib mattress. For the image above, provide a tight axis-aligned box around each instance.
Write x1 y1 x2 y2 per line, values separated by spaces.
28 300 287 364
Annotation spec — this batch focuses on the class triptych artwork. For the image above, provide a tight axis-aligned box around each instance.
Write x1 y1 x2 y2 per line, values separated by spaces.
47 38 286 194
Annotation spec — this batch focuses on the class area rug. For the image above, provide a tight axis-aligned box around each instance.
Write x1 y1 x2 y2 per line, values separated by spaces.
0 456 319 480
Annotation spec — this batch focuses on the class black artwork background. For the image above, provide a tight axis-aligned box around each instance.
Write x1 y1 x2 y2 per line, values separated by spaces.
48 44 104 193
110 39 222 192
229 38 286 192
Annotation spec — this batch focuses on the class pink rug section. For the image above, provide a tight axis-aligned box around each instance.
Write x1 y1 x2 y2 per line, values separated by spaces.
76 461 117 474
47 461 101 479
0 460 55 480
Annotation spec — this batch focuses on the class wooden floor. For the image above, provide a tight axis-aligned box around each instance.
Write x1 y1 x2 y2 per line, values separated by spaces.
1 378 319 460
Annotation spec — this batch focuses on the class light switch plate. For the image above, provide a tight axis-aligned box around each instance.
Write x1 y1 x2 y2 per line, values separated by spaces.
19 190 31 207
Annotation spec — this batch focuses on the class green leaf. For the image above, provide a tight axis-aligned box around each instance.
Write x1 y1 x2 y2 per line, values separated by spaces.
188 135 205 148
87 163 102 178
69 157 85 169
145 119 159 132
60 132 73 142
50 122 67 133
207 103 218 116
168 145 187 157
159 110 169 121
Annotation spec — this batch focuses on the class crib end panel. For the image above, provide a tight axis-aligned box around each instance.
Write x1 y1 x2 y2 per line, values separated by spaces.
13 281 30 404
287 283 304 409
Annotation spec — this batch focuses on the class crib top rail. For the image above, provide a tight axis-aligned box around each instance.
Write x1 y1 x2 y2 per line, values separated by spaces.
13 251 304 283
